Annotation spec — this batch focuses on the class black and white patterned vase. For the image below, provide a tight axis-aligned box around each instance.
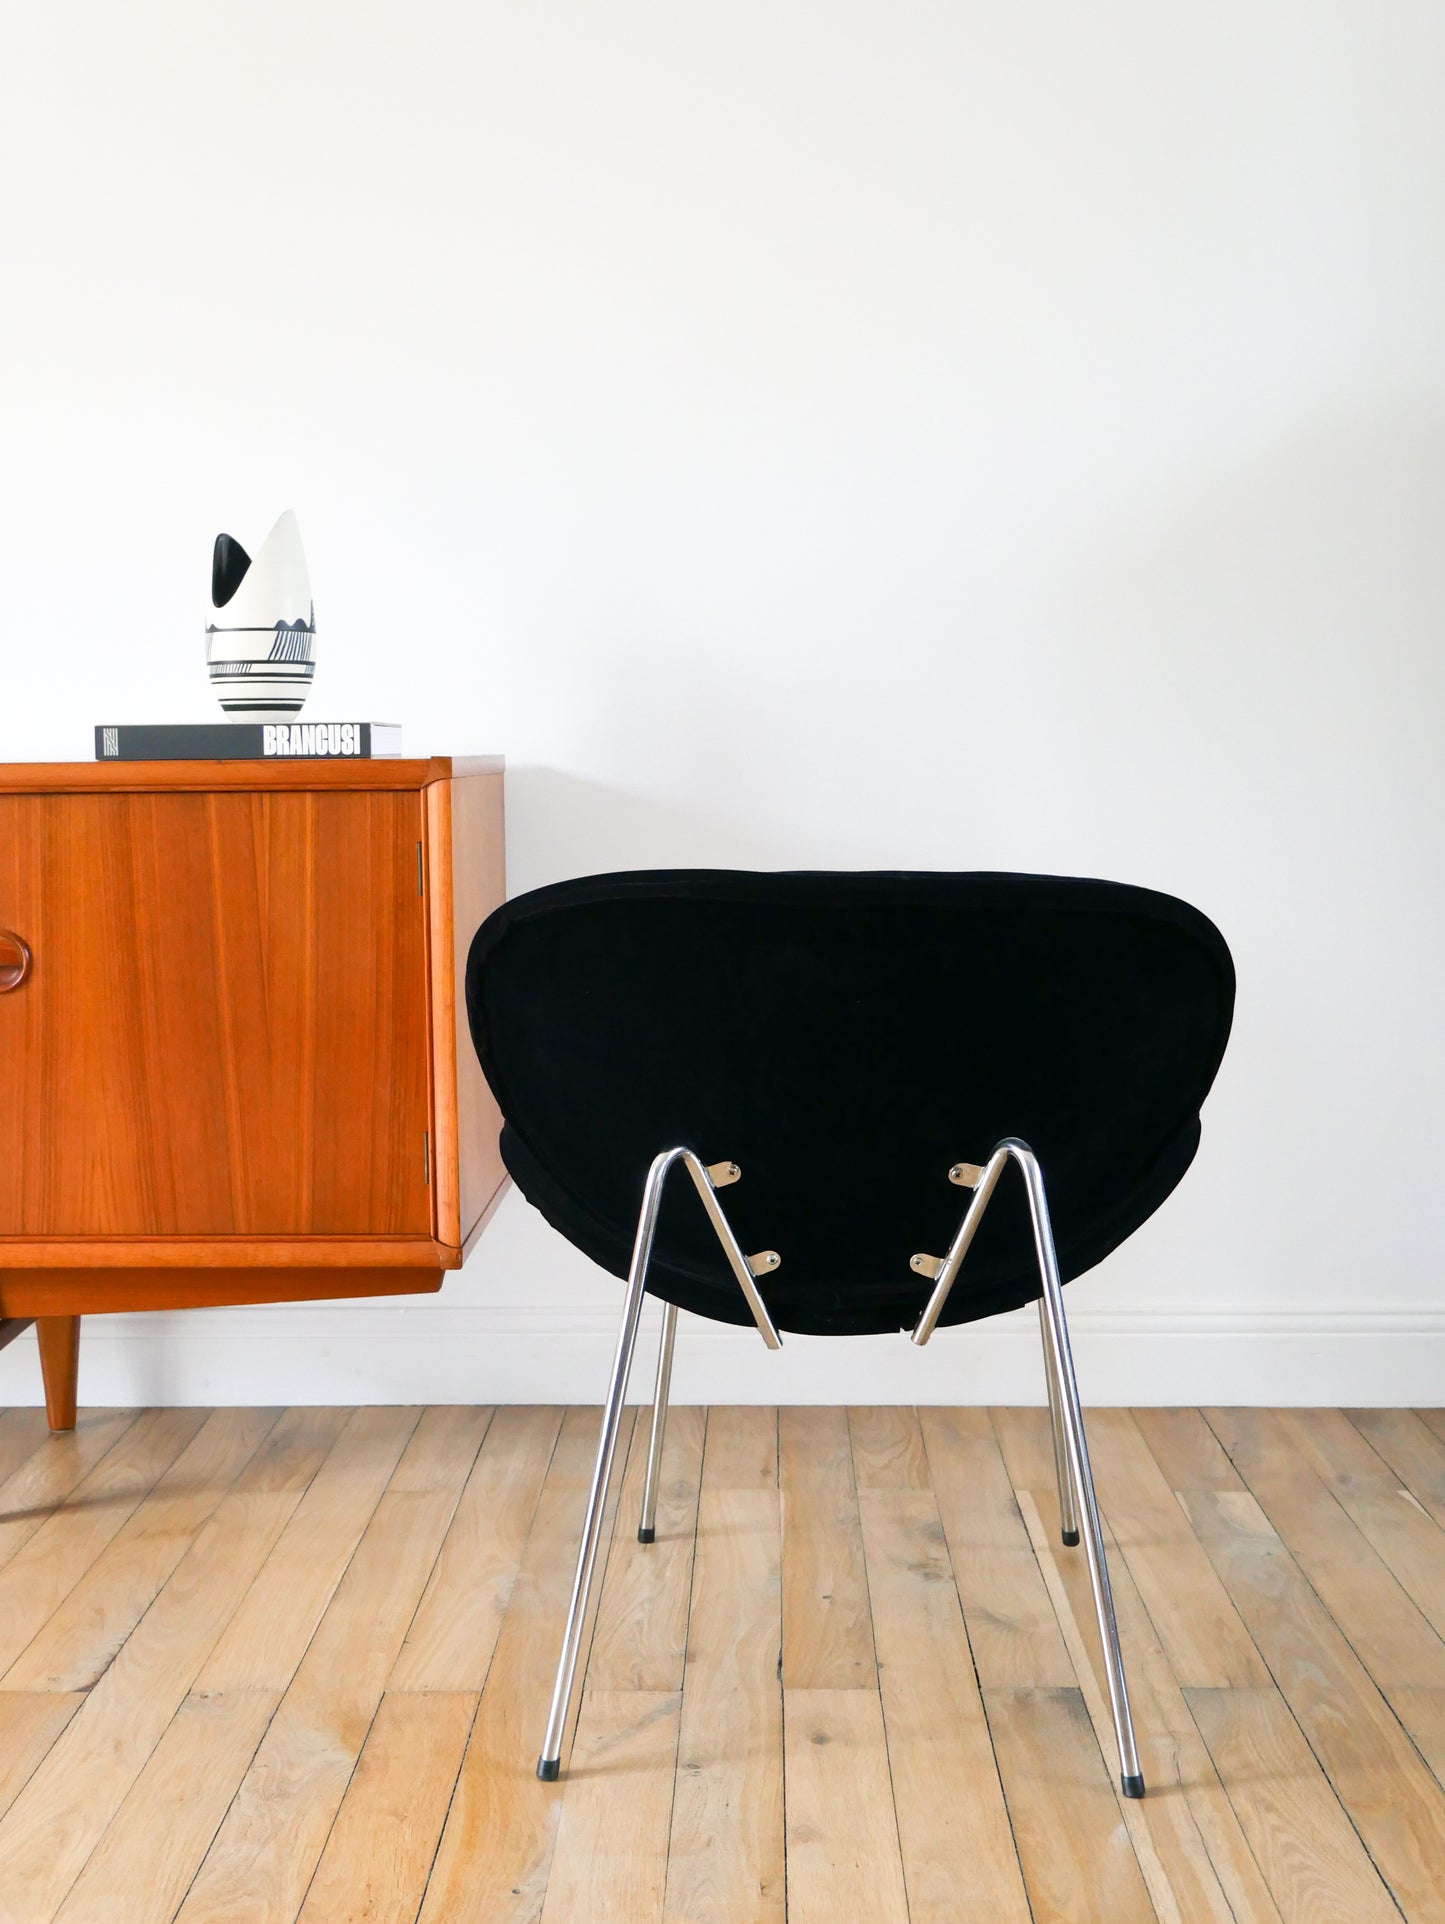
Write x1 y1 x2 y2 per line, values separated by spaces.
206 510 316 720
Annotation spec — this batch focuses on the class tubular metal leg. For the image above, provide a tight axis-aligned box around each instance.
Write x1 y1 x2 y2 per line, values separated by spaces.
639 1301 678 1544
1039 1299 1081 1546
912 1136 1144 1798
536 1158 666 1781
537 1147 779 1782
1018 1149 1144 1799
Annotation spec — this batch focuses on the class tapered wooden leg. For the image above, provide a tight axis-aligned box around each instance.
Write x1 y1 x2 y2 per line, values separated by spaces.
36 1316 80 1432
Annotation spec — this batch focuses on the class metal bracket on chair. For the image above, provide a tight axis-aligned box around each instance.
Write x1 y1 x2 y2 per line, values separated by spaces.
910 1155 1003 1300
907 1166 985 1283
910 1147 1015 1345
678 1151 783 1349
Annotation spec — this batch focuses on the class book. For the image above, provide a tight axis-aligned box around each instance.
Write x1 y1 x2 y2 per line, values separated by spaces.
95 722 402 762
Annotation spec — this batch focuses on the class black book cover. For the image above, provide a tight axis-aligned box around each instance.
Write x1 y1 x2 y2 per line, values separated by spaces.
95 722 402 762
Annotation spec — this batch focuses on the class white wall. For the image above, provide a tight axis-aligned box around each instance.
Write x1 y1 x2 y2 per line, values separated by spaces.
2 3 1443 1406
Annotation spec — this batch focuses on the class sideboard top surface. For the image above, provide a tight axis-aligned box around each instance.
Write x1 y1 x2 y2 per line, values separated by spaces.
0 756 503 795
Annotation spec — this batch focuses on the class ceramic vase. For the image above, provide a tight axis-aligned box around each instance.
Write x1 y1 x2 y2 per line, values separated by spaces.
206 510 316 720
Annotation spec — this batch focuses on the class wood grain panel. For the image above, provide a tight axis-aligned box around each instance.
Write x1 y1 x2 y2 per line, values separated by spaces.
1388 1686 1445 1789
779 1407 875 1689
0 1409 52 1488
588 1404 703 1692
1016 1490 1268 1924
2 1407 279 1691
0 758 462 794
390 1404 556 1693
450 770 507 1246
783 1689 910 1924
848 1405 930 1489
417 1458 615 1924
46 1414 385 1922
0 1693 84 1824
0 760 506 1414
858 1488 1031 1924
174 1407 486 1924
51 1687 285 1924
1346 1406 1445 1527
1186 1687 1402 1924
541 1691 681 1924
1132 1406 1248 1493
1199 1407 1445 1694
1282 1406 1445 1646
919 1405 1074 1689
196 1407 415 1695
426 768 507 1254
0 790 431 1239
0 1406 212 1682
296 1691 477 1924
664 1486 784 1924
983 1687 1157 1924
0 1411 140 1574
0 1407 344 1924
424 778 461 1247
0 1237 453 1268
8 1400 1445 1922
1181 1465 1445 1919
1071 1408 1270 1689
702 1404 778 1487
0 1265 444 1316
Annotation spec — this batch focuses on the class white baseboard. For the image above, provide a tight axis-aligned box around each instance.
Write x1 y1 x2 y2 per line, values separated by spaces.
0 1302 1441 1408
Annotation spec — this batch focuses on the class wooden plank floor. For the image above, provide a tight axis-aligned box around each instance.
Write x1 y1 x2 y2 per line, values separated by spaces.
1 1406 1445 1922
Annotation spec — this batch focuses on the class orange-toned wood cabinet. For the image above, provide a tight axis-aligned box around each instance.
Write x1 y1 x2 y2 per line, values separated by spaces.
0 756 506 1427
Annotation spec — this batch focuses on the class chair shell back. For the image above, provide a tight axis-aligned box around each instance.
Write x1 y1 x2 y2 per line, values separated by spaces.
466 870 1234 1335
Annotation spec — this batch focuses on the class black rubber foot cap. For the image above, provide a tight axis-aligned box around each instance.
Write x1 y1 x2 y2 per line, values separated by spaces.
1061 1529 1081 1547
1122 1773 1145 1800
638 1526 655 1544
537 1757 560 1782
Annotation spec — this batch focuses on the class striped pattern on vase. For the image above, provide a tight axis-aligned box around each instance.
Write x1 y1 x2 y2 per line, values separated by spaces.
207 510 318 723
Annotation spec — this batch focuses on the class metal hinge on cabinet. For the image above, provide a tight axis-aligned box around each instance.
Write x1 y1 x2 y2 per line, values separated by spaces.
423 1131 430 1185
416 842 424 894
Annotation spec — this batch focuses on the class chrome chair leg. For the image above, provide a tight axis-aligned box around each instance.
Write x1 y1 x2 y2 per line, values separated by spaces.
1039 1298 1081 1546
1019 1148 1144 1799
535 1197 655 1781
638 1301 678 1544
911 1136 1145 1799
537 1147 780 1782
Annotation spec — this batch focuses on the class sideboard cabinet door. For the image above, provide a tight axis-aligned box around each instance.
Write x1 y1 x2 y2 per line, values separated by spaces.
0 789 432 1237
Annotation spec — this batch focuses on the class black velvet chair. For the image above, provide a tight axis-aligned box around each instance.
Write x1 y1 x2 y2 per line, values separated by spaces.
466 868 1235 1796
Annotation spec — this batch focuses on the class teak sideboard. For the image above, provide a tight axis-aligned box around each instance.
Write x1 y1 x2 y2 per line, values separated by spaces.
0 755 506 1427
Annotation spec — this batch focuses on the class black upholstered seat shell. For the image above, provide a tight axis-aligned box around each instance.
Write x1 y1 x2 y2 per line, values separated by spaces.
466 870 1234 1337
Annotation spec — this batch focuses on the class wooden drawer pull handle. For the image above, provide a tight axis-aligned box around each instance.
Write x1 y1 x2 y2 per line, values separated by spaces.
0 930 32 992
